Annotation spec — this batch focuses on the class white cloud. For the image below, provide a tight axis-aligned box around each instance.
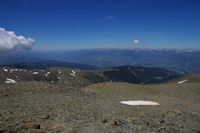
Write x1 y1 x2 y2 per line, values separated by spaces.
0 27 34 51
133 40 139 44
107 16 114 20
97 16 115 21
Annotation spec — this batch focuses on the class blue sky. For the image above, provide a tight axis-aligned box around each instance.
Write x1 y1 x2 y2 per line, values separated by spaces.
0 0 200 50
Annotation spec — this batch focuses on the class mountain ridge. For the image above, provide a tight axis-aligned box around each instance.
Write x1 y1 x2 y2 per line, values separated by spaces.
1 48 200 74
0 60 98 70
0 65 182 87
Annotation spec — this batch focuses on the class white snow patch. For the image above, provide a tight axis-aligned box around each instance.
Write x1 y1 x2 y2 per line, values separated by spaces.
120 100 159 106
177 80 188 84
5 78 16 84
58 70 61 74
3 68 8 72
33 72 38 75
72 70 76 74
10 69 14 73
70 70 76 77
45 72 50 77
70 73 76 77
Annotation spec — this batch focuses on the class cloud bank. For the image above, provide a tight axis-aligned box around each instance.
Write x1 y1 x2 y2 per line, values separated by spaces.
133 40 139 44
0 27 34 51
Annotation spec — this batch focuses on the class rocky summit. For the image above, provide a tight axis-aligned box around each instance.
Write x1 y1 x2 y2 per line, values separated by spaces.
0 66 199 133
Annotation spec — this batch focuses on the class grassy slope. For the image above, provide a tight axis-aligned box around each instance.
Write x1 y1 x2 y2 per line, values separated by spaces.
168 74 200 84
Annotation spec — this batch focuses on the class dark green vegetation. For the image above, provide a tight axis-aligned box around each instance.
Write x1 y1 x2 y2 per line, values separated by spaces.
0 74 199 132
103 66 181 84
0 66 181 86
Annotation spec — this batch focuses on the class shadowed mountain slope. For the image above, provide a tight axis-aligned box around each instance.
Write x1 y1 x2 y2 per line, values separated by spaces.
0 65 182 87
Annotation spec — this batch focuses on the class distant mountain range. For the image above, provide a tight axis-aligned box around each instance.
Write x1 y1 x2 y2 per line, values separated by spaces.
0 53 41 64
0 60 97 70
0 48 200 74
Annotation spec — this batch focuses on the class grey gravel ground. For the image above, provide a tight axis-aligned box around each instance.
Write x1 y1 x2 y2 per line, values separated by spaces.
0 80 200 133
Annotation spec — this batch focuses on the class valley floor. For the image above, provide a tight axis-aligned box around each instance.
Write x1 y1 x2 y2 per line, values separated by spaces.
0 81 200 133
